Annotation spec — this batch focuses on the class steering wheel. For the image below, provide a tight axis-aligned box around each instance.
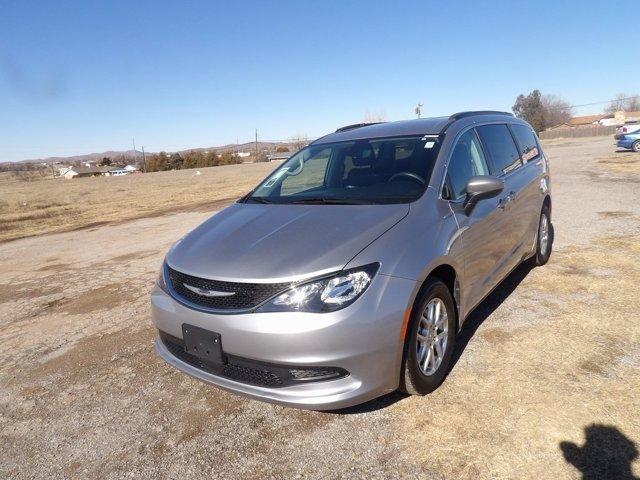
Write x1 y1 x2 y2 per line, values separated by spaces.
388 172 426 186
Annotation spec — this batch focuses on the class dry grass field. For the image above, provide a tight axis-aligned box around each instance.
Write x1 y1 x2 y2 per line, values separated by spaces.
597 149 640 173
1 136 639 479
0 162 279 243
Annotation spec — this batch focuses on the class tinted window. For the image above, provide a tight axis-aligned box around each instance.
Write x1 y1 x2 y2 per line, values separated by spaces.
510 124 540 163
445 129 489 199
476 124 522 175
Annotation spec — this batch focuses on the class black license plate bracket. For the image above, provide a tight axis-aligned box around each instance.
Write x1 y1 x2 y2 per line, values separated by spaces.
182 324 226 365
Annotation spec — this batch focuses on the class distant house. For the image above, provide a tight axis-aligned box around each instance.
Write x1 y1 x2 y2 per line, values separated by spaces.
236 152 251 158
123 164 138 172
266 152 291 162
547 114 611 130
56 165 73 177
613 110 640 125
546 111 640 131
63 166 113 179
570 114 610 127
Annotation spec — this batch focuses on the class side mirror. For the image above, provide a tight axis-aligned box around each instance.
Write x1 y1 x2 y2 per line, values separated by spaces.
463 175 504 214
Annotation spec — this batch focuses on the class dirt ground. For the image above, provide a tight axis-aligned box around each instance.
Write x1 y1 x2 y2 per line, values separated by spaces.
0 161 279 243
1 136 639 479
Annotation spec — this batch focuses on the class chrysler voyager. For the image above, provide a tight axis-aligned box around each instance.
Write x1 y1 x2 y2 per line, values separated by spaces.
152 111 552 409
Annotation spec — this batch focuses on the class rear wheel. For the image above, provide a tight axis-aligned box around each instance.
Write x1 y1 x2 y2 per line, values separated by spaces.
529 204 553 266
632 140 640 152
400 279 456 395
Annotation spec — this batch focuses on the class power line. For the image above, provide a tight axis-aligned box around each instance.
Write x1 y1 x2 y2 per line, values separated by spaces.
547 95 640 111
246 95 640 143
234 136 323 144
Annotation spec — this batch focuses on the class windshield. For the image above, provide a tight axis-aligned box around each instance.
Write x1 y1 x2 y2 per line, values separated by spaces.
247 135 441 205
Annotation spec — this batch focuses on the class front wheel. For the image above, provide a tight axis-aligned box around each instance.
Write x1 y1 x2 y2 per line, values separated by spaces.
400 279 457 395
632 140 640 152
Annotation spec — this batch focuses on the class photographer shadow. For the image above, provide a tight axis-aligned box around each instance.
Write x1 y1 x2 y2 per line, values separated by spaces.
560 424 639 480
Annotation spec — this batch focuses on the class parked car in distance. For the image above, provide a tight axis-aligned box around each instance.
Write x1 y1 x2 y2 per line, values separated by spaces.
615 123 640 151
151 111 553 410
615 121 640 137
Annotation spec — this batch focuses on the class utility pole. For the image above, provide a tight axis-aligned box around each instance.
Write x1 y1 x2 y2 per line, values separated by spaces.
254 128 258 156
141 146 147 173
132 137 138 168
414 103 423 119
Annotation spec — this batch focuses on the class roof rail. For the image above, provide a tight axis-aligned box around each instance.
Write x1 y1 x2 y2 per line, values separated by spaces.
448 111 514 121
335 122 385 133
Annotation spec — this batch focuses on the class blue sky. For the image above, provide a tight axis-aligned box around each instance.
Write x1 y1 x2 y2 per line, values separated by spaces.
0 0 636 162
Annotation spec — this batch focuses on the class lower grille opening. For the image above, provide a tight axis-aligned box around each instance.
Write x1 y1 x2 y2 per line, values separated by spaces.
159 331 348 388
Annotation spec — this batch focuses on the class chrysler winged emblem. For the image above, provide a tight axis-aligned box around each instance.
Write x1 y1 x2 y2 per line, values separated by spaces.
183 283 236 297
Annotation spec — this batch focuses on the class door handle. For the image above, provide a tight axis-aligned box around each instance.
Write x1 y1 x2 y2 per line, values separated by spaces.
498 195 512 210
498 191 517 210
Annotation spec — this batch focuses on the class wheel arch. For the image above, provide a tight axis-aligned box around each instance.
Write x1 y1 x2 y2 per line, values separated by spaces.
412 263 460 332
398 262 461 394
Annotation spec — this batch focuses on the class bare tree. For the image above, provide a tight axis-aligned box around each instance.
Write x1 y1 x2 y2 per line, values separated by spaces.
288 134 309 151
514 90 575 131
363 109 387 123
604 93 640 114
11 162 48 182
541 94 573 128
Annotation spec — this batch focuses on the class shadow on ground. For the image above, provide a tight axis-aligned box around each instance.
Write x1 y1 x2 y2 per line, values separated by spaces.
333 260 536 415
451 261 534 369
560 424 639 479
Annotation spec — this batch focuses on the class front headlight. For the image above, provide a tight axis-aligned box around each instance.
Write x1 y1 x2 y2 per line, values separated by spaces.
257 263 379 313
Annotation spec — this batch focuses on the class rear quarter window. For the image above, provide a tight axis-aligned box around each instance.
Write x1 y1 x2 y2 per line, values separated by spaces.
510 124 541 163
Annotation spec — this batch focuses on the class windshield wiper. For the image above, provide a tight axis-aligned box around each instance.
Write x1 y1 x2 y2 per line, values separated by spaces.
290 197 374 205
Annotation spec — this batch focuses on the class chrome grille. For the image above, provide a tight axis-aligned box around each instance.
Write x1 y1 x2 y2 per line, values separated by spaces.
166 266 290 311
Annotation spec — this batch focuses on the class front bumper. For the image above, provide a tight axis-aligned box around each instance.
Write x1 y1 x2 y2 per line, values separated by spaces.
151 273 416 410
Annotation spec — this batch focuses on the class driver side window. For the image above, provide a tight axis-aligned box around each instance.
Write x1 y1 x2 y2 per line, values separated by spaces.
444 129 489 200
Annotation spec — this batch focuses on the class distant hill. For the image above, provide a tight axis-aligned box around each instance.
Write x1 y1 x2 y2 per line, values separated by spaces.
176 141 291 155
15 141 296 165
22 150 144 165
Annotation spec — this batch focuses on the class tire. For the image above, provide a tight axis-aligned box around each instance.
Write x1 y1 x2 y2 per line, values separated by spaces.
633 140 640 153
400 279 457 395
529 204 553 267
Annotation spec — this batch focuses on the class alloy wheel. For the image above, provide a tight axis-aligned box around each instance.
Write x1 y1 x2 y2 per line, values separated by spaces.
539 213 550 256
416 298 448 376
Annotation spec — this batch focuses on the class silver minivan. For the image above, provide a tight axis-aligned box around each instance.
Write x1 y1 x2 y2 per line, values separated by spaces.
152 111 552 410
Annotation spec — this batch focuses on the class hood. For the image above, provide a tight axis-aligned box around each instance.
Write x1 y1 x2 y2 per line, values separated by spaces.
167 203 409 282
